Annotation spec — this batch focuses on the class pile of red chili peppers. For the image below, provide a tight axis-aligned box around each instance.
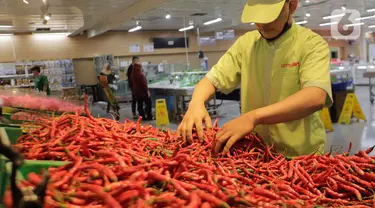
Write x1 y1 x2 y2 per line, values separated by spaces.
4 101 375 207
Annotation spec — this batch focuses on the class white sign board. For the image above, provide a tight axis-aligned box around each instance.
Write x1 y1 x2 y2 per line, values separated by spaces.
215 30 235 40
158 63 164 72
199 37 216 45
143 44 155 52
120 61 129 67
129 44 141 53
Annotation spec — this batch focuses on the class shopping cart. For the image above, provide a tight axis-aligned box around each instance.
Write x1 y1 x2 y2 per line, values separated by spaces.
98 76 120 120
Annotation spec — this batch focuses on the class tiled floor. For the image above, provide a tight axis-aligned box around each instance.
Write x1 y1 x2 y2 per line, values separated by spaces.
91 86 375 155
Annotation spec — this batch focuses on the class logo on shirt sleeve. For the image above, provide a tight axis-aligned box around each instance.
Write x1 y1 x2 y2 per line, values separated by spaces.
281 62 300 68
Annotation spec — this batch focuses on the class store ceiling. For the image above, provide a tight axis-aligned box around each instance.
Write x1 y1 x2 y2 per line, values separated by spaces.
1 0 375 37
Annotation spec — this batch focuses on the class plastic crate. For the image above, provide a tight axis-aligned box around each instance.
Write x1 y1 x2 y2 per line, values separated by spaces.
0 127 22 145
5 160 68 180
1 107 18 114
0 113 24 125
0 160 68 204
332 81 353 92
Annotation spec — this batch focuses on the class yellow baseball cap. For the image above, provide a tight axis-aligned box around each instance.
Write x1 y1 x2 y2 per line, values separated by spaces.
242 0 286 24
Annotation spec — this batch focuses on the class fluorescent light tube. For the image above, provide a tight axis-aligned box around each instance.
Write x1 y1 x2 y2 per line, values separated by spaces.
369 25 375 28
319 22 338 27
345 22 364 27
0 25 12 28
367 8 375 12
0 33 14 36
203 18 222 25
369 66 375 69
33 32 70 36
128 26 142 32
356 15 375 21
323 13 345 20
23 0 29 4
296 20 308 25
358 66 367 69
179 25 194 32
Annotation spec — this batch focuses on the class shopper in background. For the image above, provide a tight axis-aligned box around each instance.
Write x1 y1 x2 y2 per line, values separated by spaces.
31 66 51 96
128 56 140 119
100 63 116 113
177 0 332 157
131 63 153 121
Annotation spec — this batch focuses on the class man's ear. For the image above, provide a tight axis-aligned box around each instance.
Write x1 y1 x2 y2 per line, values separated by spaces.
290 0 298 14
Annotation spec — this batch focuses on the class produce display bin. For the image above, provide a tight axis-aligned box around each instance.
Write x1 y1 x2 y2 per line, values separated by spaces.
1 107 18 114
0 127 23 204
0 160 68 204
0 127 22 145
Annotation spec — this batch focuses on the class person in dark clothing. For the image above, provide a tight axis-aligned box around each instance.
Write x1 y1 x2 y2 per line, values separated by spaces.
127 56 140 119
131 63 153 121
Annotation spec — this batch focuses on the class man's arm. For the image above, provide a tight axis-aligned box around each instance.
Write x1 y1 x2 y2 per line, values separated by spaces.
252 87 326 126
177 36 243 142
42 77 48 93
190 77 216 105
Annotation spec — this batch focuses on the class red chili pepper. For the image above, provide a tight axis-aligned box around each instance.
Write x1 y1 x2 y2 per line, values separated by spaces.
195 190 230 208
338 183 362 201
80 183 122 208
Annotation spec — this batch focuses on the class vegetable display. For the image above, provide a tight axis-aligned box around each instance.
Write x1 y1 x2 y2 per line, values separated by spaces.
4 100 375 207
0 94 82 113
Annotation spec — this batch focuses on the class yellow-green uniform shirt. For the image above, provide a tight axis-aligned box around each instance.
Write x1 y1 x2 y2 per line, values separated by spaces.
206 22 333 157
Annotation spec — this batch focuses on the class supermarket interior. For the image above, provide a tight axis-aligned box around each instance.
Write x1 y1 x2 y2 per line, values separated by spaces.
3 0 375 207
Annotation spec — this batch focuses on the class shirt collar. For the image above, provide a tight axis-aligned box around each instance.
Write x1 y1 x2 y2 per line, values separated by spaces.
265 21 297 46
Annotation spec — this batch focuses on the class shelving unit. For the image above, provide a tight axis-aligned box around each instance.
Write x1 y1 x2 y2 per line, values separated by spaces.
0 60 76 92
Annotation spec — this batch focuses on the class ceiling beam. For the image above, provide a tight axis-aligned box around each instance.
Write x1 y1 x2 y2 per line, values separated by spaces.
86 0 170 38
68 14 95 37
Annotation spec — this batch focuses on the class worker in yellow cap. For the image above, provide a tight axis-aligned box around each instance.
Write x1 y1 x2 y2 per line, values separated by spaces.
177 0 332 157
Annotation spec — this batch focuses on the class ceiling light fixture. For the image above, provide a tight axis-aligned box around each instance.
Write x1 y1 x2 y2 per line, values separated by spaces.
0 33 14 36
23 0 29 4
319 22 338 27
305 0 310 3
129 26 142 32
179 25 194 32
369 25 375 28
296 20 308 25
356 15 375 21
341 4 347 10
203 17 222 25
305 13 311 17
32 32 70 36
250 23 255 25
367 8 375 12
44 13 51 21
0 25 13 28
166 13 171 19
323 13 345 20
345 22 364 27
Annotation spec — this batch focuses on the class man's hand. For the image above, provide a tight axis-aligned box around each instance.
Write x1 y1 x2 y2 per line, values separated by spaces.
177 101 212 144
214 112 258 155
